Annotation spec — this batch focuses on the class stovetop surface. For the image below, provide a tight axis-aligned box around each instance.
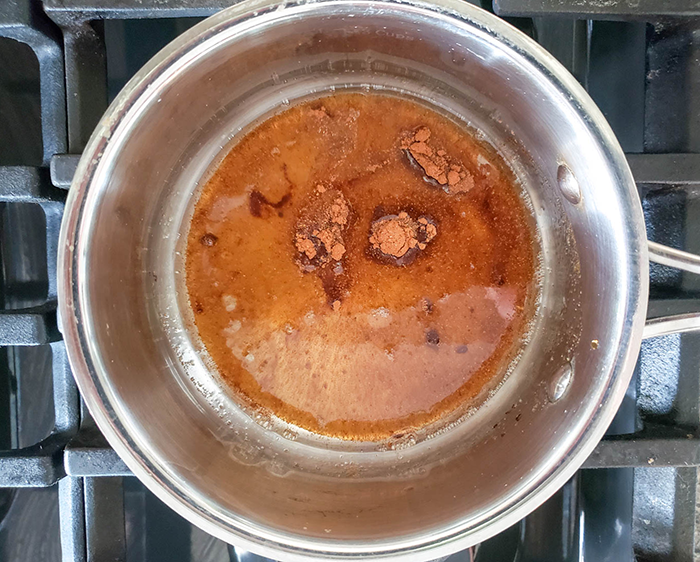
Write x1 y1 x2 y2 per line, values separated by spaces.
2 1 700 561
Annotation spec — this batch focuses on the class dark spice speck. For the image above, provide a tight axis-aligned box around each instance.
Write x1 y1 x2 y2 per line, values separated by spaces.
200 233 218 247
426 329 440 346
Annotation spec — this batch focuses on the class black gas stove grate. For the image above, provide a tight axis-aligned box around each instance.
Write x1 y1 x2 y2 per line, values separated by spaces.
2 1 700 561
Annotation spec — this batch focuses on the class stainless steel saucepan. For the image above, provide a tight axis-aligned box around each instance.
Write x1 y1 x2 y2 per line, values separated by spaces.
57 0 700 559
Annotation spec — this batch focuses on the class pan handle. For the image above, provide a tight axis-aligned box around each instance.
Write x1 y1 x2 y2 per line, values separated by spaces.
648 241 700 275
643 241 700 339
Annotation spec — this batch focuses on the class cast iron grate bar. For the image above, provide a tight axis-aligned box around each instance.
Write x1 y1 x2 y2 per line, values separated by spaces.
42 0 700 20
627 153 700 186
64 425 131 478
43 0 230 20
0 167 66 202
494 0 700 19
0 342 79 486
0 166 64 346
0 0 67 164
584 433 700 468
0 304 60 346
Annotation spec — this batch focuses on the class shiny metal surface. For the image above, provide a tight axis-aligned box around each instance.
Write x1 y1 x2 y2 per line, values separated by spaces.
643 313 700 339
643 241 700 338
648 240 700 274
57 0 651 560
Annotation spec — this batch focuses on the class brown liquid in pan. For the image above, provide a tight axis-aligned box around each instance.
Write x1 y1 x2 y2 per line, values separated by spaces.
185 93 539 440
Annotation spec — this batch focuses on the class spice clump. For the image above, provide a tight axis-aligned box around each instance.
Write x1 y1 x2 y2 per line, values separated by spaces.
369 211 437 265
294 188 351 270
401 127 474 194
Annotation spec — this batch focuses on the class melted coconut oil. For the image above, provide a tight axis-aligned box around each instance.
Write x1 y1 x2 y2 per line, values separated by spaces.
185 93 540 441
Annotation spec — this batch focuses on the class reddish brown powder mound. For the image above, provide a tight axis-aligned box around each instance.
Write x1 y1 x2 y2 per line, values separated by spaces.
401 127 475 194
294 188 351 269
369 211 437 261
293 188 353 307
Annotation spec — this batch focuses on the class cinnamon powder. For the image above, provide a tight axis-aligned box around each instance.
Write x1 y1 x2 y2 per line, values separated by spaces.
294 188 350 269
369 211 437 261
402 127 475 194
